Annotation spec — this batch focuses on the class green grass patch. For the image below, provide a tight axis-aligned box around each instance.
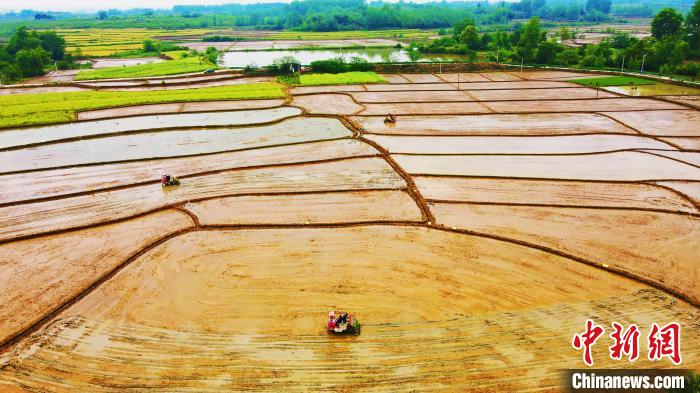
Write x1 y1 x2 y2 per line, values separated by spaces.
0 83 284 128
567 76 658 87
76 57 217 81
280 72 386 86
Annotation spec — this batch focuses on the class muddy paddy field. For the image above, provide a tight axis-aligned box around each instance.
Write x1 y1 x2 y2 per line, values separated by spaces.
0 70 699 391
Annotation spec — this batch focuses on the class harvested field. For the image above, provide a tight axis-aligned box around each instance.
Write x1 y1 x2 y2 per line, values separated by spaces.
354 113 635 135
603 110 700 136
393 152 700 181
1 71 698 391
661 95 700 109
415 177 697 213
365 134 671 154
360 102 490 115
510 70 593 80
292 93 364 115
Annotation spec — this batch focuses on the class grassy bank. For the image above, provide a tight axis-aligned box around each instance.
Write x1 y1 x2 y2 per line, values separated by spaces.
281 72 386 86
76 57 216 81
0 83 284 128
567 76 657 87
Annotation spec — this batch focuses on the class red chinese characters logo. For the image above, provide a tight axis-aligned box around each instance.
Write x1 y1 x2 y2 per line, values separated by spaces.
572 319 605 366
648 322 682 365
609 322 640 361
572 321 682 366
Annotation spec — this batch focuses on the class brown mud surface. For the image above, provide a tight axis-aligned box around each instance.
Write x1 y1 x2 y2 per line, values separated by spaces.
1 117 348 172
479 72 522 81
186 190 422 225
377 73 410 83
1 71 698 391
509 70 593 80
432 204 700 304
603 110 700 136
354 113 635 135
291 93 364 115
660 95 700 109
351 90 474 103
482 98 683 113
393 152 700 180
360 102 490 115
449 80 577 90
0 210 193 344
415 177 697 213
0 140 377 205
77 99 285 120
435 73 490 82
399 73 444 83
0 158 404 242
469 87 615 101
656 181 700 205
658 137 700 150
0 227 697 391
366 134 671 154
0 107 301 150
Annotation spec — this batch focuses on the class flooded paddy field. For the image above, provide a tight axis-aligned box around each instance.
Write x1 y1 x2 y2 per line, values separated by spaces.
1 71 698 391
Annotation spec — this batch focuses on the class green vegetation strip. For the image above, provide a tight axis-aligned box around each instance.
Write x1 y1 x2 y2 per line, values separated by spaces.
76 57 217 81
567 76 658 87
280 72 386 86
0 83 284 128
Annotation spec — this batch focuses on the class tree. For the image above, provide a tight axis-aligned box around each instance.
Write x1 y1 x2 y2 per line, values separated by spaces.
651 8 683 39
143 39 159 52
536 41 559 64
97 11 108 20
586 0 611 14
517 16 542 62
459 25 480 50
685 0 700 49
38 31 66 60
15 47 49 77
406 46 422 63
452 17 475 41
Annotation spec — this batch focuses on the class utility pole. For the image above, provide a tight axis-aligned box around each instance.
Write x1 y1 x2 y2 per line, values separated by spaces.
640 54 647 73
620 56 624 72
520 57 524 73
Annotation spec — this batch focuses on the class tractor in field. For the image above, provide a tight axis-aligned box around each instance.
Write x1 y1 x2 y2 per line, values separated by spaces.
327 310 361 335
160 174 180 187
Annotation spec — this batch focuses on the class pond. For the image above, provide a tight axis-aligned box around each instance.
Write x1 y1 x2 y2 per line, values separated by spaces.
219 47 467 68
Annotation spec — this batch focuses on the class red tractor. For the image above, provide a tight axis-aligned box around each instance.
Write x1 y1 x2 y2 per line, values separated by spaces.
160 174 180 187
327 310 361 335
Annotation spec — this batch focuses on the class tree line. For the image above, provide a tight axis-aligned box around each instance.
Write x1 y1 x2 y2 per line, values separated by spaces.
417 0 700 78
2 0 694 33
0 27 78 83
